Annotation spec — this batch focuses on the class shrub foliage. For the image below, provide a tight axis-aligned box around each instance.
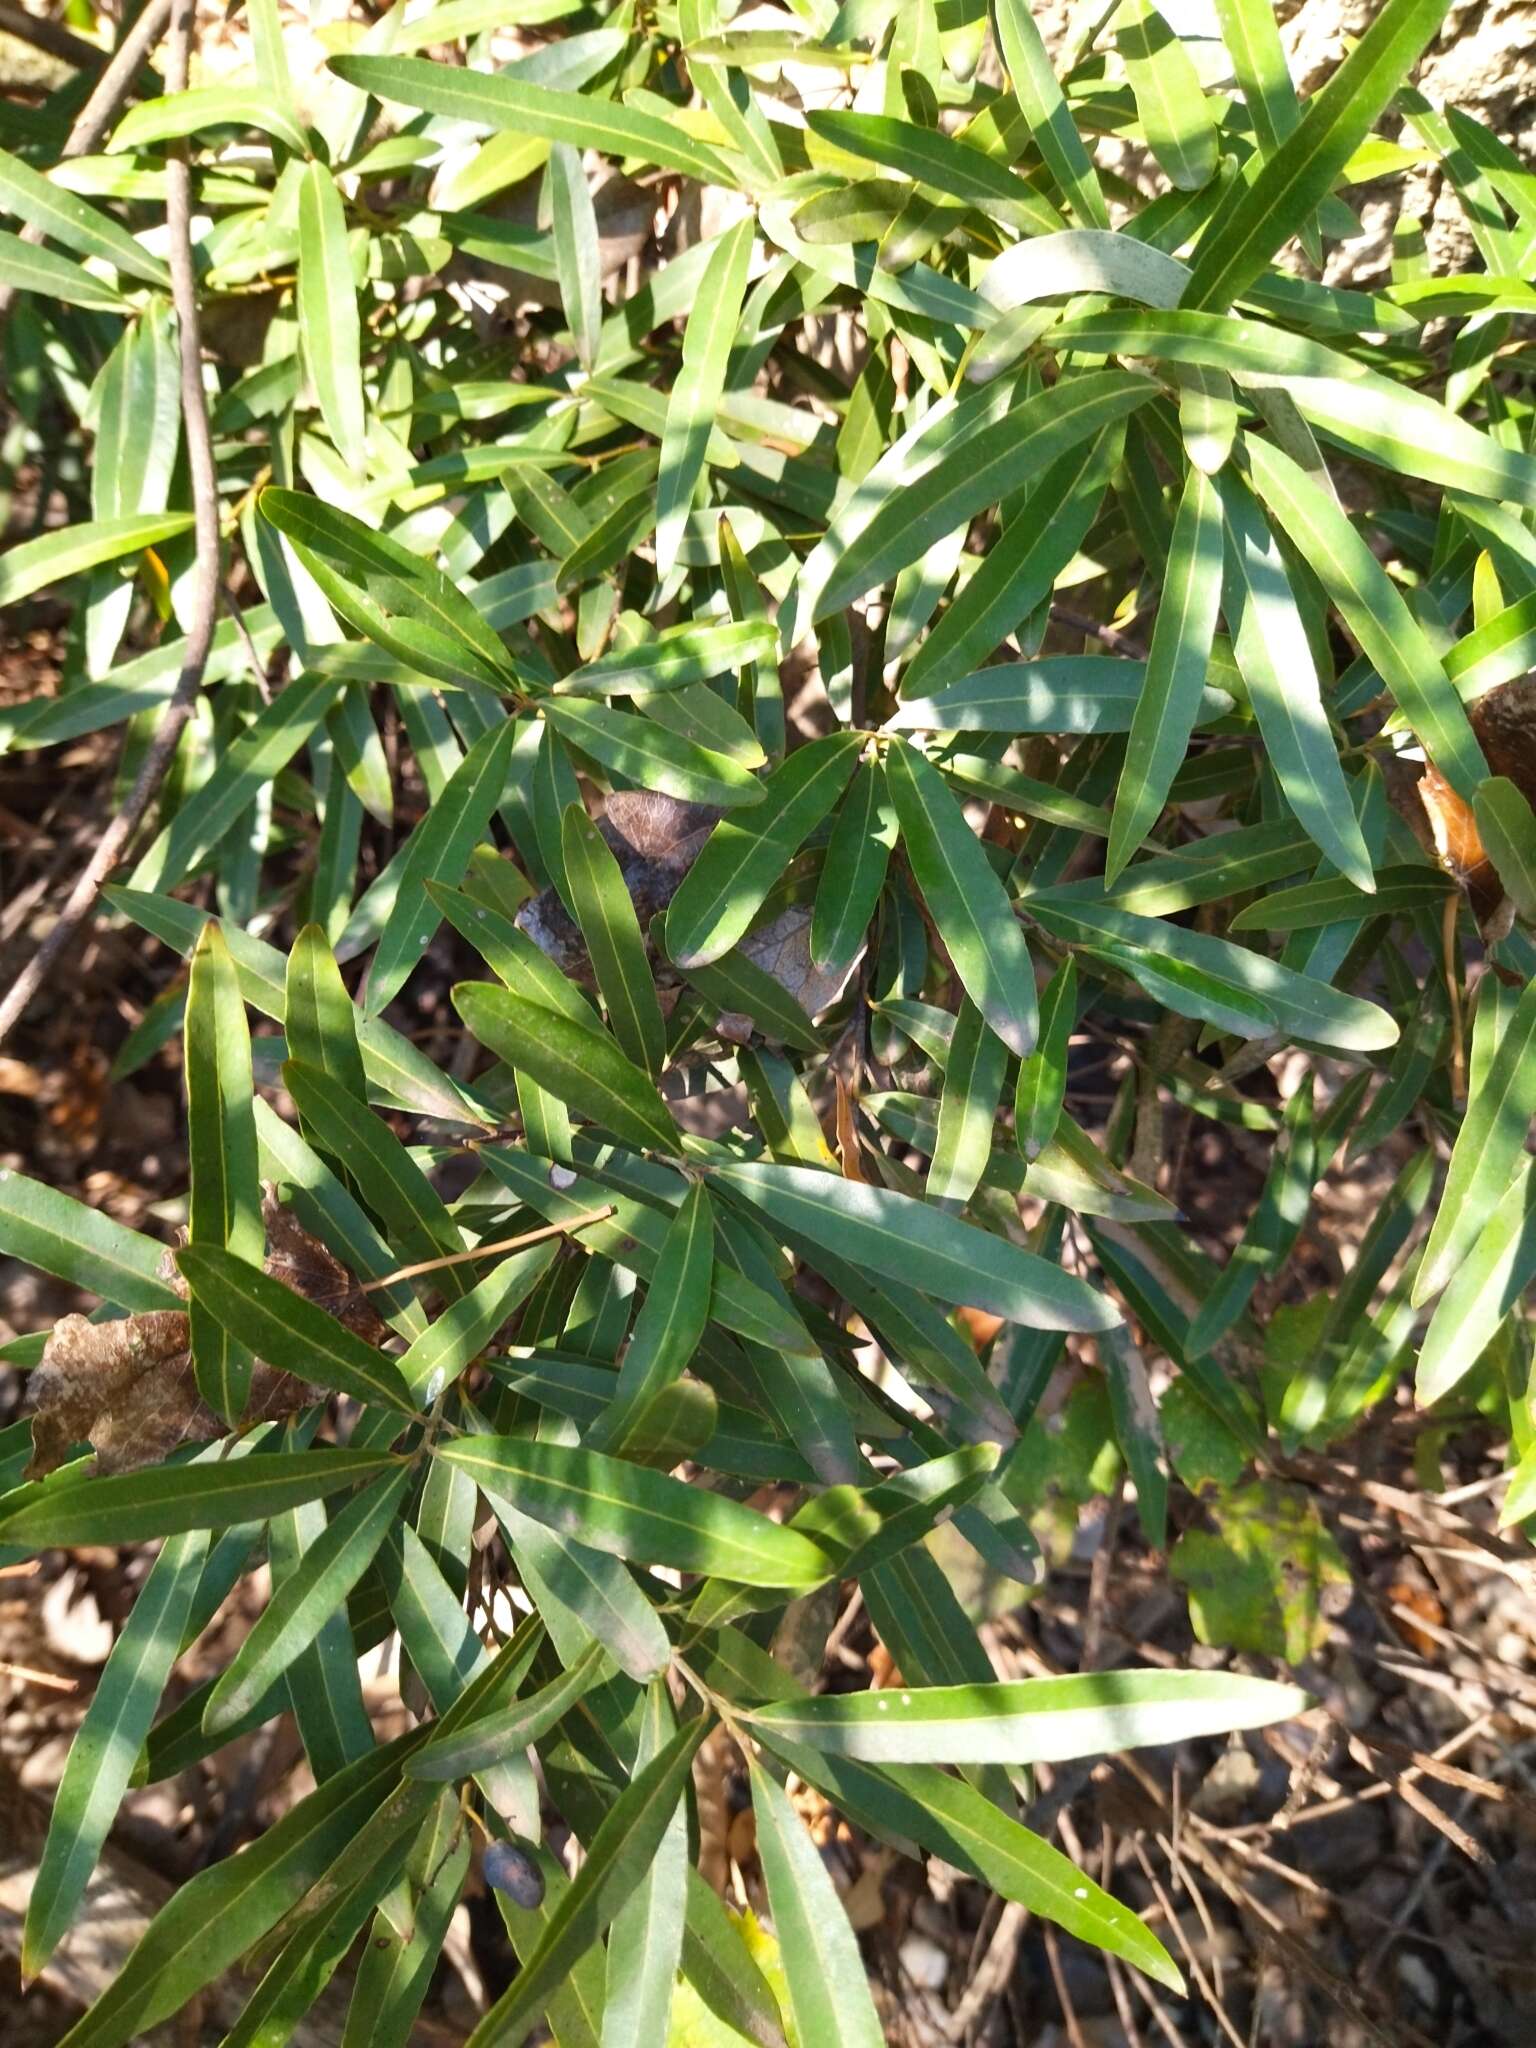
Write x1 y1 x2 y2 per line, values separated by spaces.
1 0 1534 2040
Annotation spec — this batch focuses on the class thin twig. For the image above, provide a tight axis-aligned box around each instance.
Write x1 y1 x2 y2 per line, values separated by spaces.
0 0 110 73
0 0 172 327
1050 603 1150 662
0 0 216 1056
358 1208 614 1292
0 1658 78 1692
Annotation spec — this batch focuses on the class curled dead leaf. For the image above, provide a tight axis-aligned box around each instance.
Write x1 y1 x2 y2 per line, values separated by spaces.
25 1193 388 1481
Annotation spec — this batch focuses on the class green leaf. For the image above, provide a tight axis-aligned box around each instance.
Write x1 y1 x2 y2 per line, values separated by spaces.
811 756 898 975
1418 1160 1536 1406
176 1245 417 1415
543 700 767 809
1244 433 1487 800
0 231 125 311
185 925 263 1424
298 162 367 473
806 371 1154 621
709 1159 1121 1332
927 999 1008 1209
1474 778 1536 919
23 1527 207 1977
656 219 755 581
285 923 369 1108
555 619 779 699
885 737 1038 1057
1279 372 1536 508
1171 1480 1350 1662
363 715 521 1015
493 1494 672 1683
748 1755 885 2048
1115 0 1219 191
406 1638 611 1781
49 1732 430 2048
602 1682 688 2048
888 654 1231 735
667 733 862 967
109 85 311 156
130 675 341 894
587 1182 714 1456
397 1243 558 1402
1219 473 1373 890
203 1466 412 1735
331 53 738 186
0 143 171 287
560 803 668 1079
748 1667 1307 1764
1015 955 1076 1162
806 108 1066 236
0 1170 180 1312
1212 0 1304 159
1182 0 1452 311
461 1719 709 2048
436 1435 834 1588
1414 971 1536 1303
1107 463 1223 884
0 512 194 607
993 0 1108 227
0 1450 401 1551
455 980 679 1154
549 142 602 371
1228 867 1450 932
1187 1081 1316 1357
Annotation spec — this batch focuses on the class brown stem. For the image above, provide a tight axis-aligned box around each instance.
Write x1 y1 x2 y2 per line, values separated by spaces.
0 0 216 1055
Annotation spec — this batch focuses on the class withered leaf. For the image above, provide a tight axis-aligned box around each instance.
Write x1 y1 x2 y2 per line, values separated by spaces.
26 1193 389 1480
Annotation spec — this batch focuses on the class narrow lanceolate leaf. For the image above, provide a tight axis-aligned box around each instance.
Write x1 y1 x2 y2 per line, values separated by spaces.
0 1170 179 1311
556 619 778 698
928 1001 1008 1209
666 733 862 966
1212 0 1303 159
176 1246 417 1415
0 233 124 310
549 143 602 370
587 1182 714 1455
886 738 1038 1058
0 1451 401 1551
1115 0 1219 191
462 1721 709 2048
1474 779 1536 919
204 1467 412 1735
0 512 194 607
890 656 1231 735
1107 464 1223 884
806 109 1066 236
407 1639 611 1782
1219 474 1373 890
285 924 369 1107
655 219 754 582
48 1732 429 2048
1182 0 1453 310
1418 1160 1536 1406
436 1436 834 1588
297 162 366 474
185 926 263 1424
364 716 520 1015
454 980 679 1154
809 371 1154 620
130 675 341 894
709 1160 1121 1332
1273 372 1536 509
749 1669 1308 1764
23 1527 207 1978
1188 1080 1316 1357
494 1495 672 1684
812 757 898 975
397 1243 556 1402
1015 955 1077 1161
1415 972 1536 1304
542 700 766 810
748 1757 885 2048
560 804 668 1079
0 144 170 286
603 1684 687 2048
330 54 738 186
993 0 1108 226
1244 434 1487 802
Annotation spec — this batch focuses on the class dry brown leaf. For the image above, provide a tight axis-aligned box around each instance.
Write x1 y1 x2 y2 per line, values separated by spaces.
25 1194 386 1481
